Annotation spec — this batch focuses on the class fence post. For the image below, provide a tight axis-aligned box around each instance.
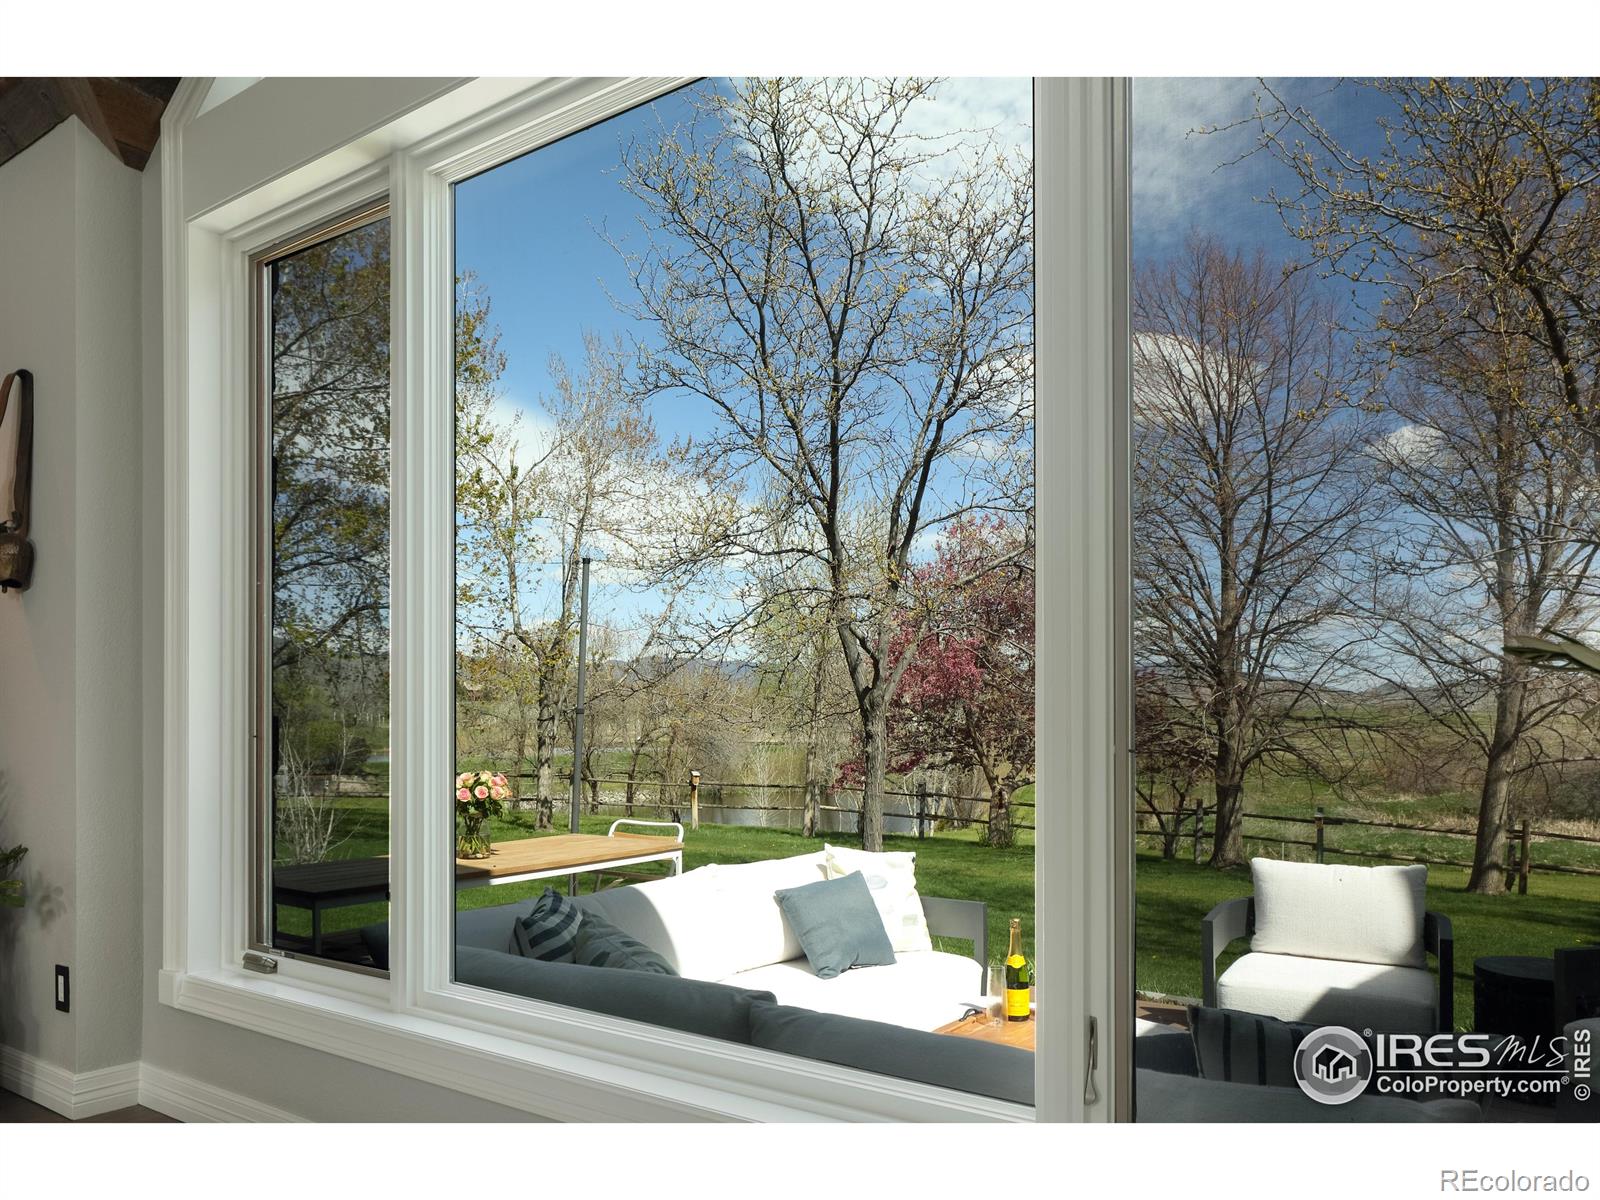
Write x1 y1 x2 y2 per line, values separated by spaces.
1504 832 1517 892
1193 806 1204 864
1314 806 1325 865
1518 818 1531 895
916 780 927 839
689 770 701 831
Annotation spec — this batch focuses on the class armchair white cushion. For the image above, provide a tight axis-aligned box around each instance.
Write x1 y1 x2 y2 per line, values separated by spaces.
1250 859 1427 968
1216 951 1438 1033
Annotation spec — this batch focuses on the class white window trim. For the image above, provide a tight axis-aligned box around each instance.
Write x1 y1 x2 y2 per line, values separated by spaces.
160 75 1132 1123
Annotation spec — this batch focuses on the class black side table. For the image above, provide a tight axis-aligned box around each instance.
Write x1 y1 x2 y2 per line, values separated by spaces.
1474 955 1555 1041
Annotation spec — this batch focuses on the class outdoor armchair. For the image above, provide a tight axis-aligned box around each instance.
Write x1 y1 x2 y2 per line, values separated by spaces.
1201 860 1454 1035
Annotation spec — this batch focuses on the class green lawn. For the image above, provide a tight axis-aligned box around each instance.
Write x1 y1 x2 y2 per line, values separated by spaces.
272 804 1037 966
1136 852 1600 1029
273 787 1599 1031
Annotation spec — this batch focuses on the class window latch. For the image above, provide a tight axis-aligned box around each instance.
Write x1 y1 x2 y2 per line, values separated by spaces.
243 951 279 975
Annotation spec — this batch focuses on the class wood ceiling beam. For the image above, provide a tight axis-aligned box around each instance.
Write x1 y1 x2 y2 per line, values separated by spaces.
52 77 123 163
0 77 178 172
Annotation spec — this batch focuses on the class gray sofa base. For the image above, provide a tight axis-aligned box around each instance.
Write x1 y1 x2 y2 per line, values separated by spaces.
1134 1067 1481 1122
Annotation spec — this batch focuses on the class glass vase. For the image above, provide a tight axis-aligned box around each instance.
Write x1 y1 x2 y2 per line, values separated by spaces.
456 812 492 859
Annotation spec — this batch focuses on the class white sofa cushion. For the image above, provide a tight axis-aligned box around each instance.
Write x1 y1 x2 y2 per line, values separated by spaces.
576 866 731 979
1250 859 1427 968
722 950 982 1032
580 853 829 980
823 843 933 953
1217 951 1437 1033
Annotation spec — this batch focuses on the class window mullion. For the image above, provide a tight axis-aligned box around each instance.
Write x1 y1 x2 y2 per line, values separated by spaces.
389 148 457 1012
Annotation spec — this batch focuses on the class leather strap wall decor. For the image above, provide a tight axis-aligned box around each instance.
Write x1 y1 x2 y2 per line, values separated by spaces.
0 369 35 592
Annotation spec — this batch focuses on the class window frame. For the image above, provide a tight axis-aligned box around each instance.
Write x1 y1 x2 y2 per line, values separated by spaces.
248 198 395 970
161 75 1132 1123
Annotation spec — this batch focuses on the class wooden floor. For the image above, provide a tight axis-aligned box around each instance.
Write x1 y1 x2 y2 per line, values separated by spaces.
0 1087 174 1123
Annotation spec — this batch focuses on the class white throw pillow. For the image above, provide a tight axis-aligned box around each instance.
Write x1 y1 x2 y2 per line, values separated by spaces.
823 843 933 954
1249 859 1427 968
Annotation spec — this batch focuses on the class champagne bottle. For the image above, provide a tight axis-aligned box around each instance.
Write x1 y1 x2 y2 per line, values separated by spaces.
1004 918 1031 1022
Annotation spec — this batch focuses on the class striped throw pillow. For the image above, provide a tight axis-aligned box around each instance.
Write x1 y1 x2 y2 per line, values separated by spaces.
572 911 677 975
512 888 581 962
1186 1005 1319 1088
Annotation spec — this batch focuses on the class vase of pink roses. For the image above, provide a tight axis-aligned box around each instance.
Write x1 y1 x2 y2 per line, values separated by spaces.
455 770 509 859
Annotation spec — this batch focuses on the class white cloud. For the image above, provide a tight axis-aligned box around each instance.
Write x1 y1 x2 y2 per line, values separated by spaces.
1132 77 1261 241
486 394 558 463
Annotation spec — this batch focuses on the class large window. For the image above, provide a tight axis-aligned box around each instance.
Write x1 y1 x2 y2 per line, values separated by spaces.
1130 77 1600 1124
446 78 1038 1102
181 75 1114 1123
253 208 392 969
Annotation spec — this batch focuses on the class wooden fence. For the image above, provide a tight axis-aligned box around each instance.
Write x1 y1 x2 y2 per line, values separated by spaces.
1136 804 1600 891
501 771 1035 838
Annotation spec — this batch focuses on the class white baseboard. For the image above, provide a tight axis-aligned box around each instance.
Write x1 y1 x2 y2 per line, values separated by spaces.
138 1063 303 1122
1 1046 142 1119
1 1046 301 1122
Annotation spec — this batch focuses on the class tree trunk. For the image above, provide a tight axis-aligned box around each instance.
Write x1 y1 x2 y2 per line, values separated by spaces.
801 659 825 838
984 783 1015 848
535 698 556 823
859 702 887 852
1468 678 1526 893
1208 773 1247 869
1206 684 1249 867
1162 798 1184 860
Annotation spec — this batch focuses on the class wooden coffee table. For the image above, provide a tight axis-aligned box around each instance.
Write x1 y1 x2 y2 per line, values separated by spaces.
934 1010 1036 1051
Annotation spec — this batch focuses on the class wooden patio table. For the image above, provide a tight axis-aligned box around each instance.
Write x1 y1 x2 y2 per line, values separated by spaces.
272 831 684 956
933 1010 1036 1051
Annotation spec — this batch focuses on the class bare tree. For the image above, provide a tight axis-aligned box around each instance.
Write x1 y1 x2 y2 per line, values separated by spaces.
1134 672 1214 860
1239 77 1600 888
1134 235 1378 868
1360 299 1600 891
1245 78 1600 505
617 78 1033 850
274 737 356 865
458 330 682 823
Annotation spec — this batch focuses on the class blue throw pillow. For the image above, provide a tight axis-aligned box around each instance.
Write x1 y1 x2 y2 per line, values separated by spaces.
512 887 581 962
774 871 897 979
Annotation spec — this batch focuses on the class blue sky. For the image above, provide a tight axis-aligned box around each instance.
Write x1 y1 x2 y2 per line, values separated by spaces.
455 79 1034 448
1133 77 1399 275
452 78 1399 638
457 78 1401 425
453 79 1034 636
455 89 684 444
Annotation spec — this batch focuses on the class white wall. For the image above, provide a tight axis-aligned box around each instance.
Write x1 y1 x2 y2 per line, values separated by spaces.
0 118 143 1077
70 124 145 1074
0 120 84 1074
0 114 530 1119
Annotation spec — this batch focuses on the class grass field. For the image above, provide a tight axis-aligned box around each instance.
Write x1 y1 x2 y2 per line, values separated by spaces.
274 776 1599 1030
271 801 1038 967
1136 854 1600 1029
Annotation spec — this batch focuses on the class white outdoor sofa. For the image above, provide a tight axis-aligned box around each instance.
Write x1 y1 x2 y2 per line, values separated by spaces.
564 850 989 1031
1202 859 1454 1034
360 850 1020 1103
